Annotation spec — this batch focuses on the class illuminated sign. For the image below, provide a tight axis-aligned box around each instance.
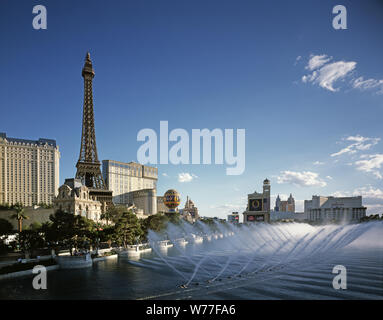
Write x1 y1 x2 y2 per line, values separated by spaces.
248 199 263 211
247 214 264 222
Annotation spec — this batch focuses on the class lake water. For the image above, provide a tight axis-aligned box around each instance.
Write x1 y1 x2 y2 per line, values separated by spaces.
1 222 382 300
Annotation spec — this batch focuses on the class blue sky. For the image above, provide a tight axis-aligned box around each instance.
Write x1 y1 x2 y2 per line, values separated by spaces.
1 0 383 219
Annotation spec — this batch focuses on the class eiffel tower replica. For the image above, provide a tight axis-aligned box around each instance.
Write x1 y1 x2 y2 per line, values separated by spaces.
75 52 113 212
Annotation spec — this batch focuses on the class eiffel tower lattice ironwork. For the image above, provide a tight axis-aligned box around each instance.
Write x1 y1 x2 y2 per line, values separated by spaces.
75 53 112 210
75 52 106 188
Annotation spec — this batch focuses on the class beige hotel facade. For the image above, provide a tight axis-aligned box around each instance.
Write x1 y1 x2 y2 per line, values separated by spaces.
0 132 60 206
102 159 158 206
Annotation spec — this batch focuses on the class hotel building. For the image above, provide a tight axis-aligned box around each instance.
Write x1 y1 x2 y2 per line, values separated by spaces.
0 132 60 206
304 195 367 223
102 160 158 215
157 196 167 213
274 194 295 213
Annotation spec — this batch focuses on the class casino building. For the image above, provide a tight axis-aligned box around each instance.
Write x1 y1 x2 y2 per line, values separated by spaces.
242 179 271 223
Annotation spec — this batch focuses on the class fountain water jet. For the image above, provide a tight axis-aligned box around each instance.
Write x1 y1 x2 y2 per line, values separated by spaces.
141 220 382 290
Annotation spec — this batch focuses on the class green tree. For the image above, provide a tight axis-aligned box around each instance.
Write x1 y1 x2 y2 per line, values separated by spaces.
45 209 96 255
0 218 13 236
98 225 115 248
142 213 168 233
140 213 170 242
10 202 29 232
27 222 43 231
17 229 45 258
37 202 53 209
114 210 144 247
87 221 102 252
361 214 382 222
100 207 116 225
165 211 181 225
100 205 131 225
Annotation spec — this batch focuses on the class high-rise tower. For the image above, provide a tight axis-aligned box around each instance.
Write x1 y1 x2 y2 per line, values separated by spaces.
287 193 295 213
75 53 112 212
262 178 271 212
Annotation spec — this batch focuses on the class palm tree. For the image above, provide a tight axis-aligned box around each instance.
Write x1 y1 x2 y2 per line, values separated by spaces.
100 207 117 226
10 203 29 233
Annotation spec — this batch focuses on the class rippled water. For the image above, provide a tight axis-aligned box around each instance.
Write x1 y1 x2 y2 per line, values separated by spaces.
1 222 382 300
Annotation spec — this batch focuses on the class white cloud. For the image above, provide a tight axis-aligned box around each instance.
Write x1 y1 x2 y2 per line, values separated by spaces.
331 191 349 198
210 203 243 210
313 161 325 165
364 204 383 215
299 54 383 95
271 193 289 203
209 203 246 217
331 135 380 157
301 55 356 92
326 176 333 180
162 173 168 177
330 136 382 178
354 154 383 179
277 171 327 187
333 186 383 199
305 54 332 71
178 172 198 183
353 186 383 200
310 61 356 92
353 77 383 95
